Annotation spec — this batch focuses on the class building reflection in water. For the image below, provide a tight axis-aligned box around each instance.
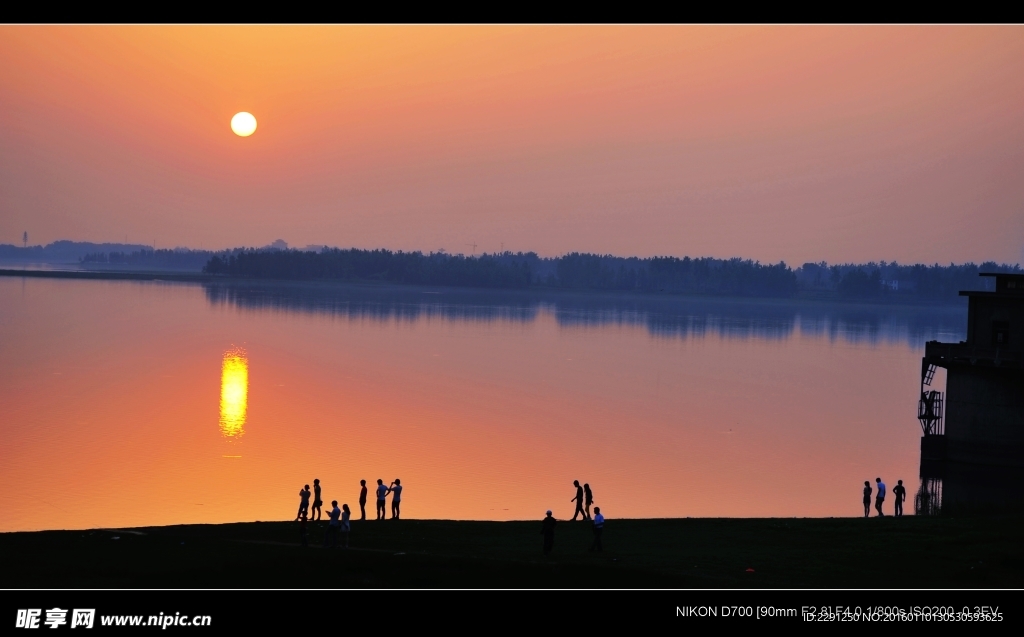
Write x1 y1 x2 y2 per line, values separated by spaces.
219 347 248 438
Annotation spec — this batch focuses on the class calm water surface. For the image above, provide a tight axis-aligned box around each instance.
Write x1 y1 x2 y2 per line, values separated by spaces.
0 277 965 531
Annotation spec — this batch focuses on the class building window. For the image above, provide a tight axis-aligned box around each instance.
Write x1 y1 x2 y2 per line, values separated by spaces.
992 321 1009 347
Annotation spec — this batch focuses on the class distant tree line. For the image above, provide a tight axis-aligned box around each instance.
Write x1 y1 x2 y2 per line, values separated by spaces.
797 261 1023 299
203 248 799 296
81 249 215 270
201 248 1022 301
203 249 533 289
551 253 798 296
4 240 1018 302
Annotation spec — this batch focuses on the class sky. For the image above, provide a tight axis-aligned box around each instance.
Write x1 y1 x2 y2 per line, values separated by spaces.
1 25 1023 265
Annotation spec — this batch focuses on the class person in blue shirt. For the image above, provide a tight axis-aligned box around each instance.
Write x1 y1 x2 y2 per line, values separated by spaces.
874 478 886 517
589 507 605 552
324 501 341 548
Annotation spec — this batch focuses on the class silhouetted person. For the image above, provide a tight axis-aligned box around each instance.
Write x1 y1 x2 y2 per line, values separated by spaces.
311 478 323 521
340 504 351 548
298 510 309 547
375 479 388 520
893 480 906 517
875 477 886 517
359 480 368 521
571 480 586 521
589 507 605 552
541 510 556 554
583 483 594 520
863 481 872 518
296 484 311 521
390 479 403 519
324 500 341 548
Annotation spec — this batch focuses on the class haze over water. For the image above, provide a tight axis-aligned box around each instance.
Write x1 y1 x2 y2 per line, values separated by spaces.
0 277 965 531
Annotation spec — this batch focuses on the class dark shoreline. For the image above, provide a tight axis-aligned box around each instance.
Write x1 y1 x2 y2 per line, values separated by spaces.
0 268 214 283
2 517 1021 588
0 267 969 309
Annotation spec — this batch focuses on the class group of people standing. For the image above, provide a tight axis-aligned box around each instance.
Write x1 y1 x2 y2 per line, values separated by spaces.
293 476 608 555
294 475 914 553
295 477 404 548
862 477 907 517
369 478 403 521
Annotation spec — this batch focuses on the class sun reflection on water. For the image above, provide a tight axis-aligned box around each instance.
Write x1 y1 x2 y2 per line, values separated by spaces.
219 347 248 438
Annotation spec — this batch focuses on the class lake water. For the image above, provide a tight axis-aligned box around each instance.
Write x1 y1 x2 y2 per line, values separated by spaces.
0 277 967 531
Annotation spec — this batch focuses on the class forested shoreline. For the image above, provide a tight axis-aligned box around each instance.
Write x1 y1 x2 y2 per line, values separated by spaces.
201 247 1022 301
2 241 1020 301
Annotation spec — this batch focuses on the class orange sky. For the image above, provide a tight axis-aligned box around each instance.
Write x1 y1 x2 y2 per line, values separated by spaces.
1 25 1023 264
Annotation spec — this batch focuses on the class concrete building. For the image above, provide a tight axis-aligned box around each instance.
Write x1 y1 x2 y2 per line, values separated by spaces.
918 272 1024 513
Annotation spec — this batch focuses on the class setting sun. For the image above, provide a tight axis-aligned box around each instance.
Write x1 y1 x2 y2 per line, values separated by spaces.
230 112 257 137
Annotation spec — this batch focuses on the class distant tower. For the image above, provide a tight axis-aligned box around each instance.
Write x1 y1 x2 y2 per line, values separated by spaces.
23 231 27 248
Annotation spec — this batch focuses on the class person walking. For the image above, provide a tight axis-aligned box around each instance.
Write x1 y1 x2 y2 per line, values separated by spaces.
570 480 586 521
324 500 341 548
541 510 557 555
358 480 368 521
862 481 872 518
583 483 594 520
589 507 605 552
340 504 351 548
311 479 323 522
390 479 403 519
874 477 886 517
296 484 311 521
375 479 388 520
893 480 906 517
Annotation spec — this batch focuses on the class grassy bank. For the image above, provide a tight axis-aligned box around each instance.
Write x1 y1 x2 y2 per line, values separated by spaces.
2 516 1022 588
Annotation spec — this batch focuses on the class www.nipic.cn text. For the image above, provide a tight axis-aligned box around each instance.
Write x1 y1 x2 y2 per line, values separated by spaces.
15 609 212 629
